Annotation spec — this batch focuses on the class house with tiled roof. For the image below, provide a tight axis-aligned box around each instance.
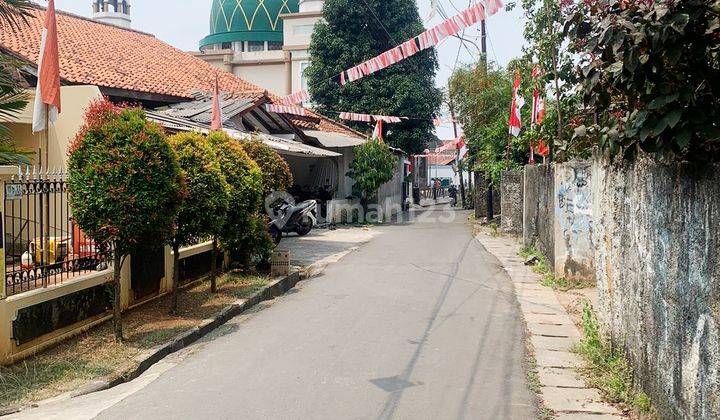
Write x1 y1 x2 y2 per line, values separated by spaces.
0 3 404 213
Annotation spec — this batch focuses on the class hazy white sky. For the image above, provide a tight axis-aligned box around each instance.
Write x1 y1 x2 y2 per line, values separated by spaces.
43 0 526 138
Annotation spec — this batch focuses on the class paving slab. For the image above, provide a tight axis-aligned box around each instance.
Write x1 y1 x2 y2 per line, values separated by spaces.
525 312 575 325
537 367 586 388
527 322 582 339
531 335 577 352
541 387 621 415
535 349 583 368
555 413 624 420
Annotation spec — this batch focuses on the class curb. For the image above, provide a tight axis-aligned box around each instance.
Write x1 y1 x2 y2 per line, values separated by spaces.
1 271 303 414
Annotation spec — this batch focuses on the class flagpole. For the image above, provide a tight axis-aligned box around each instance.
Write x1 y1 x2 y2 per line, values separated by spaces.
43 105 50 287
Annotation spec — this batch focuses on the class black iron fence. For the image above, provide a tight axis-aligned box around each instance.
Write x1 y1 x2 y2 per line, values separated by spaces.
4 169 112 296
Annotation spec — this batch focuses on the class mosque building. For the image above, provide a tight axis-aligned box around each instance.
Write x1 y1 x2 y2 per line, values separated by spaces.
91 0 131 28
192 0 324 97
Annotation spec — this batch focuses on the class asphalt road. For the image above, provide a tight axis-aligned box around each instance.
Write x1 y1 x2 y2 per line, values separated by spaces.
40 207 537 420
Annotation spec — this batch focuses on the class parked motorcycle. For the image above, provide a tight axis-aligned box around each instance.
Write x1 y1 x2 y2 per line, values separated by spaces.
268 197 318 244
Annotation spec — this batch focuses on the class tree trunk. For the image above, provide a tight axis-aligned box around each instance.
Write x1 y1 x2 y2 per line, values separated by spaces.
112 249 123 343
170 241 180 315
210 238 218 293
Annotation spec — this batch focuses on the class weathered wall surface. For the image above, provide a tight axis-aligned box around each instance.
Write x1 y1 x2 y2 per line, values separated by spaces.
523 164 554 263
474 172 501 220
592 155 720 419
554 160 594 280
501 170 524 234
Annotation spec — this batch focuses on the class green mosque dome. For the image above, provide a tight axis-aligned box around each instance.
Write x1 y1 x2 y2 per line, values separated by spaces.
200 0 299 48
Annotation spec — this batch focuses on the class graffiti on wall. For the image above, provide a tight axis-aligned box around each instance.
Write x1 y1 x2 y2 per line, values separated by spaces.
555 163 594 277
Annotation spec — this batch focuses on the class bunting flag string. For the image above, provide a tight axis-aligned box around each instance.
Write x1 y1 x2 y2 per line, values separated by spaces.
265 104 307 116
278 0 504 110
433 117 457 126
339 0 503 85
280 89 310 105
339 112 372 122
339 112 405 123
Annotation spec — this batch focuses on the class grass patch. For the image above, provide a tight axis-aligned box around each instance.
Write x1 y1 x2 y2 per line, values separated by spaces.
488 222 501 237
519 246 594 291
0 271 273 409
574 301 655 418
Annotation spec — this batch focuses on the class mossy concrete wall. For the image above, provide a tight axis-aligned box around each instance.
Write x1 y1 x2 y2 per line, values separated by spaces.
523 164 554 263
473 172 500 220
500 170 524 234
592 155 720 419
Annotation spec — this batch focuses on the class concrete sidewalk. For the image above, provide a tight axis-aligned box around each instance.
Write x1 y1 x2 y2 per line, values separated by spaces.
477 233 624 419
276 226 378 268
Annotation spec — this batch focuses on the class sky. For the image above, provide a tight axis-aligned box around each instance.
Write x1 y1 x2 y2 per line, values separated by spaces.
43 0 526 139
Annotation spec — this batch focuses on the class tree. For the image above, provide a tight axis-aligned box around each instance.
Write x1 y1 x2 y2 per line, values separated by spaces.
0 0 34 164
347 139 396 207
167 132 229 313
206 131 270 269
68 101 184 341
508 0 576 149
306 0 442 154
450 61 531 182
565 0 720 161
241 136 293 197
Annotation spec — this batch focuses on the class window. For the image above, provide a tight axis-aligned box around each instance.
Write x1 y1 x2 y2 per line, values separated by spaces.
248 41 265 52
300 61 310 90
268 41 283 51
293 24 315 35
221 42 232 50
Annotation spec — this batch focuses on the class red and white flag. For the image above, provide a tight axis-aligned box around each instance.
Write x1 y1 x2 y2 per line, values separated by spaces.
456 137 468 161
32 0 61 133
508 71 524 137
210 75 223 131
531 89 545 126
372 120 384 143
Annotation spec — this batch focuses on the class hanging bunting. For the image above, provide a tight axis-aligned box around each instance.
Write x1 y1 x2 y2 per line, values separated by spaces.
334 0 503 86
265 104 307 116
339 112 372 122
400 39 420 58
280 89 310 105
339 112 405 123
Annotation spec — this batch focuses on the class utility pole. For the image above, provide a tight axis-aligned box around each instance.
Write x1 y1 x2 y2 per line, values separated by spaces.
449 101 465 206
480 19 494 221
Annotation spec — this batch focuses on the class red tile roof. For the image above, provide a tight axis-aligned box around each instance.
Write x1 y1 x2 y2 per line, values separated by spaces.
0 5 362 139
427 153 456 165
0 6 266 100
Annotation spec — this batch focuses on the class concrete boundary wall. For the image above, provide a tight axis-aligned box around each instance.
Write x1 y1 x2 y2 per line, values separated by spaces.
553 160 594 280
500 170 524 234
522 164 554 263
592 155 720 419
0 239 215 365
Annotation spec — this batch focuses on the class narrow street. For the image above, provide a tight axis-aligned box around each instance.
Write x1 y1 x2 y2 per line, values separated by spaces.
17 207 536 420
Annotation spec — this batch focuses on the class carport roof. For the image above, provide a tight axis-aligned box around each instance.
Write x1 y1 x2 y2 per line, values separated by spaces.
146 111 340 158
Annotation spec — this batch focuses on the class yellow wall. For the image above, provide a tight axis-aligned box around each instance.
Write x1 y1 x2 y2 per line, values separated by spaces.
6 85 103 168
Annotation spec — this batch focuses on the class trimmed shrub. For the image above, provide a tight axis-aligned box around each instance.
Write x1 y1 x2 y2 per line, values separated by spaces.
68 100 183 340
167 132 230 312
241 136 293 197
206 131 269 268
